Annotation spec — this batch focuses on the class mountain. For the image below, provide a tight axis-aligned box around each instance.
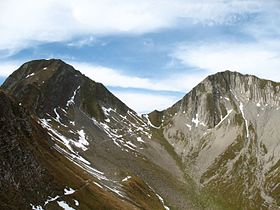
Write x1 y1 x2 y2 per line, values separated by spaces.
0 89 158 210
1 59 216 210
2 59 280 210
148 71 280 210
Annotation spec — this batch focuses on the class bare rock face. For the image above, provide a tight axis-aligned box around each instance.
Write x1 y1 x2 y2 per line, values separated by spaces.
149 71 280 209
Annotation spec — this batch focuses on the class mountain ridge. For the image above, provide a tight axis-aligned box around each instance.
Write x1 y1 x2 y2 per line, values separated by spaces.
1 58 280 210
147 68 280 209
2 59 206 210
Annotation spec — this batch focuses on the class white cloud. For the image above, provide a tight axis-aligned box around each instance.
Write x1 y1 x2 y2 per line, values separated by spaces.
113 91 179 113
0 0 263 53
172 40 280 82
72 62 204 92
0 62 21 77
67 36 97 48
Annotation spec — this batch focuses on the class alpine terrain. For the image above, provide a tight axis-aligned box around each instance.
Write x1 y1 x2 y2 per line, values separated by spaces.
1 59 280 210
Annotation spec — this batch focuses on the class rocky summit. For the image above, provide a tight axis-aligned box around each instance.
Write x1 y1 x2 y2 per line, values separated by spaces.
149 71 280 209
1 59 280 210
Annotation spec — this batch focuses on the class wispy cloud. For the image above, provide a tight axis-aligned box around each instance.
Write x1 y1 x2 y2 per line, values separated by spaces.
0 62 21 77
67 36 97 48
0 0 264 54
172 39 280 82
72 62 204 92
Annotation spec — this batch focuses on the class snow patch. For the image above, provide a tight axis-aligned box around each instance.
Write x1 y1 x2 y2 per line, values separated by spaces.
192 114 200 127
239 102 249 138
156 193 170 210
104 185 125 198
215 109 233 128
102 106 115 116
144 114 160 129
44 195 60 206
57 201 76 210
93 181 104 189
74 129 89 151
66 86 80 107
30 204 44 210
26 72 35 78
74 200 79 206
64 187 75 195
54 108 63 124
126 141 136 148
185 123 192 131
122 176 132 182
137 137 145 143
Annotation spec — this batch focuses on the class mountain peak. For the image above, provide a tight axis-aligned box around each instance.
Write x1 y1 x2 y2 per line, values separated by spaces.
1 59 133 121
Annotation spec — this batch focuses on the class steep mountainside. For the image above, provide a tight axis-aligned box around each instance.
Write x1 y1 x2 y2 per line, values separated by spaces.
0 90 163 210
1 59 218 210
148 71 280 210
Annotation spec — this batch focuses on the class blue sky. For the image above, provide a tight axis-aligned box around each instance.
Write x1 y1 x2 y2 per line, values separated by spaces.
0 0 280 113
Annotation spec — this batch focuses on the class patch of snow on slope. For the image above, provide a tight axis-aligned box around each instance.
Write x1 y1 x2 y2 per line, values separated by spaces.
39 118 90 153
53 108 64 125
93 181 104 189
144 114 160 129
66 86 80 107
126 141 136 148
102 106 115 116
64 188 75 195
239 102 249 138
230 89 249 138
215 109 233 128
122 176 132 182
44 195 60 206
156 193 170 210
104 185 125 198
185 123 192 130
53 144 108 181
192 114 200 127
74 200 79 206
137 137 145 143
39 119 74 152
57 201 76 210
30 204 44 210
26 72 35 78
74 130 89 151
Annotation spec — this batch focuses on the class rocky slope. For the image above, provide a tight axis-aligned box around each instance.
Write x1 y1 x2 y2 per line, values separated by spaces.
148 71 280 210
1 59 216 210
0 89 165 210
